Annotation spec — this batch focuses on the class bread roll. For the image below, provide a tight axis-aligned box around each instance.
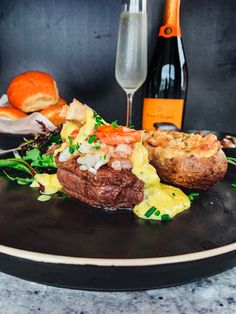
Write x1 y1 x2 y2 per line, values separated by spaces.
41 97 68 126
7 71 59 113
0 107 27 120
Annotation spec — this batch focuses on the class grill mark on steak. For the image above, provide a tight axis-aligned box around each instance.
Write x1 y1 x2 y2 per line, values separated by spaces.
56 158 144 209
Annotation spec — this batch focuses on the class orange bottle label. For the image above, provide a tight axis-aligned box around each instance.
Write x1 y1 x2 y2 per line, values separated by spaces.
142 98 184 130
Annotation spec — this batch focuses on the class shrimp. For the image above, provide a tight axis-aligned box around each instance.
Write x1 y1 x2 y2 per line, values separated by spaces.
95 125 142 145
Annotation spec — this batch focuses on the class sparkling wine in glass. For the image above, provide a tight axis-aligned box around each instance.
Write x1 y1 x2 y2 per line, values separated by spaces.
115 0 147 127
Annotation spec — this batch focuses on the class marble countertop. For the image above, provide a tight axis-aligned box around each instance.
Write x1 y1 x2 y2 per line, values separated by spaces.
0 267 235 314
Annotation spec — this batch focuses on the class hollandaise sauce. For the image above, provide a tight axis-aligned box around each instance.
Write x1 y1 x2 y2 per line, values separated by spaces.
74 107 95 145
131 143 190 220
54 106 96 158
31 174 62 195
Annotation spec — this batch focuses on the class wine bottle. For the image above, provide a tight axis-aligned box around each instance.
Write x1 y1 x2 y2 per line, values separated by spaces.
142 0 187 130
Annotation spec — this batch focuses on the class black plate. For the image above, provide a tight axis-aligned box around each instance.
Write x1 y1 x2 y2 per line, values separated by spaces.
0 131 235 291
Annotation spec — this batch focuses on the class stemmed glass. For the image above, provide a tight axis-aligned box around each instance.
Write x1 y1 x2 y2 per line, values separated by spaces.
115 0 147 127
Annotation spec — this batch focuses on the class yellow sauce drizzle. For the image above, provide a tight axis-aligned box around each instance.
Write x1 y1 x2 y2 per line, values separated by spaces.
73 107 95 145
54 107 95 157
131 143 190 220
60 122 78 142
31 174 62 195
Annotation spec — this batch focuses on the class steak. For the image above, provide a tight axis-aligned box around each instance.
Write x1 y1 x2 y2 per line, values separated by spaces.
56 158 144 209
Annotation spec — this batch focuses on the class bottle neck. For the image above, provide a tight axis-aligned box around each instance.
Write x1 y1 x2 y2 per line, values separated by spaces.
159 0 181 38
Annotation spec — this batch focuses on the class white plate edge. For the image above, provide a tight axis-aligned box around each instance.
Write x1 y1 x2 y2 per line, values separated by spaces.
0 242 235 267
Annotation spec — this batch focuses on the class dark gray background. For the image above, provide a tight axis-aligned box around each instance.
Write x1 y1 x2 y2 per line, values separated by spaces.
0 0 235 131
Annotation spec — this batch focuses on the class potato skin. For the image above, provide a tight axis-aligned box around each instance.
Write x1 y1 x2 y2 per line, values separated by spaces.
144 141 228 190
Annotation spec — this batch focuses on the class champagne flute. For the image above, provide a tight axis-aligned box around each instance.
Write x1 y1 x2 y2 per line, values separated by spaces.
115 0 147 127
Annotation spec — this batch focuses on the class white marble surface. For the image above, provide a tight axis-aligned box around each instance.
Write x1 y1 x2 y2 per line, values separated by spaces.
0 267 235 314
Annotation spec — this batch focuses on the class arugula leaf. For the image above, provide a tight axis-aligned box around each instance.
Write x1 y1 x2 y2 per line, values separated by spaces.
227 157 236 165
23 148 56 168
3 171 33 185
21 125 62 154
0 159 34 174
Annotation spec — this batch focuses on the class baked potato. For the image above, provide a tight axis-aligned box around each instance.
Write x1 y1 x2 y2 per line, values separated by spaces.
143 130 228 190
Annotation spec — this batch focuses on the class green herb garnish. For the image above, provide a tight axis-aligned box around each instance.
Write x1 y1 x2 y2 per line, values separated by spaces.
161 214 172 221
231 183 236 188
3 171 33 185
68 136 80 154
0 158 35 175
172 192 176 196
23 148 56 168
103 154 107 160
94 111 105 130
188 192 200 201
128 125 135 129
88 134 96 144
111 120 118 128
144 206 157 217
57 192 71 199
94 145 101 150
227 157 236 165
154 210 160 216
190 192 200 196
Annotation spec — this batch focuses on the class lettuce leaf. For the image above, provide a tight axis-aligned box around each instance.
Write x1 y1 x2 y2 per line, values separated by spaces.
23 148 56 168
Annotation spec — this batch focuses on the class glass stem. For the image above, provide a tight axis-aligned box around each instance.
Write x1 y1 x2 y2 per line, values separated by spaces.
126 93 133 127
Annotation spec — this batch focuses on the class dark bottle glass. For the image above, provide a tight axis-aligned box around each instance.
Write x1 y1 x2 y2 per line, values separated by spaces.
142 0 188 130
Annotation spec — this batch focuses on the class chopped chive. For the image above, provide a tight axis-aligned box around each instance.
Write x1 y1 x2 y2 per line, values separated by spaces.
68 136 79 154
94 145 101 150
191 192 200 197
184 142 188 147
188 192 200 201
128 125 135 129
231 183 236 188
161 214 172 221
103 154 107 160
88 134 96 144
69 146 74 154
154 210 160 216
68 136 73 146
144 206 157 217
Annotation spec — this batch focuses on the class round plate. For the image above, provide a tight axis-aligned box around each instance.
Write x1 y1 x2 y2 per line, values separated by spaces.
0 131 235 291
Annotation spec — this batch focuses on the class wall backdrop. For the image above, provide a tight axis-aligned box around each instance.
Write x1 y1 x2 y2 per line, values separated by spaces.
0 0 235 131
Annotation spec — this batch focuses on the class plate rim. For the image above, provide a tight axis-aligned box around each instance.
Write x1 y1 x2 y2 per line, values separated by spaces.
0 242 235 266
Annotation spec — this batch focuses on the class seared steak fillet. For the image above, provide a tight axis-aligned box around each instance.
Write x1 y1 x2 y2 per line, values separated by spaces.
56 158 144 209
